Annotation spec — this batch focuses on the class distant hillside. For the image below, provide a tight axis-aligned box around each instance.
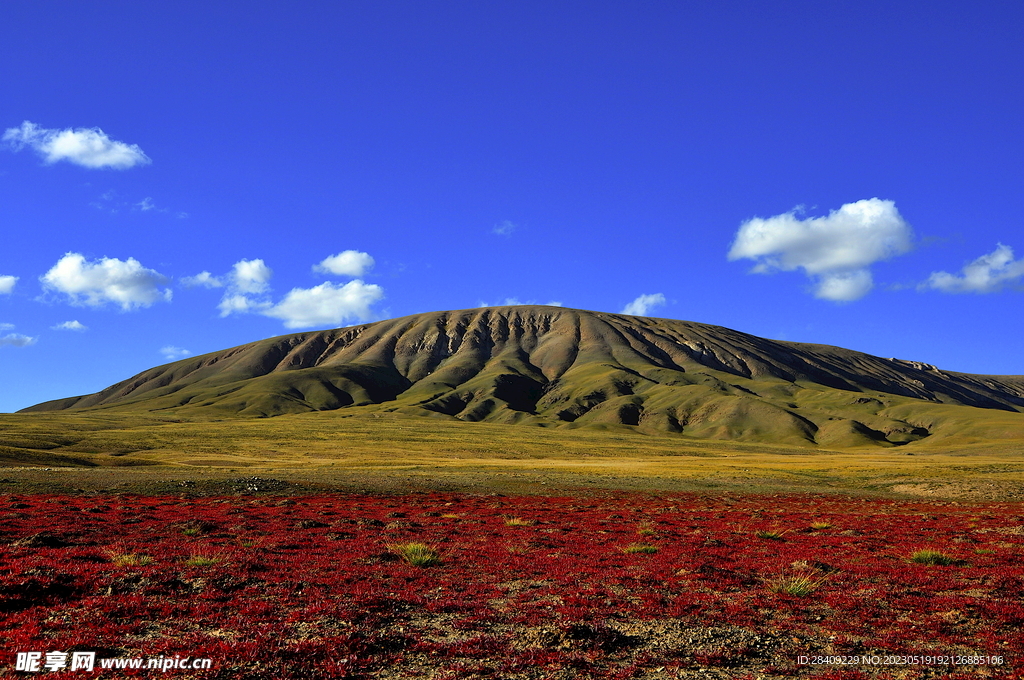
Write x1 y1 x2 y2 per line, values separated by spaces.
22 306 1024 447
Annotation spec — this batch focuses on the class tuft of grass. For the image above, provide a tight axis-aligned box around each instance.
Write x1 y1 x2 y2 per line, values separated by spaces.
184 554 223 567
755 529 789 541
909 549 958 565
621 543 658 554
389 542 443 567
636 522 656 536
809 521 832 530
440 513 461 519
107 551 153 567
766 571 825 596
179 520 217 537
974 548 996 555
503 516 535 527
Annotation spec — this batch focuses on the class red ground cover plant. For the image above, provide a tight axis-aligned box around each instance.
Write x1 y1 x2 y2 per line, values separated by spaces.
1 491 1021 678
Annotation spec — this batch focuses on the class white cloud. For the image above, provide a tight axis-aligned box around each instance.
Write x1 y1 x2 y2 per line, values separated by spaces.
216 259 273 317
53 320 87 331
181 271 223 289
314 250 374 277
921 243 1024 294
217 293 264 316
621 293 666 316
728 198 913 302
229 259 272 295
90 190 121 213
160 346 192 360
41 253 171 310
0 275 16 294
0 323 14 331
0 333 36 348
813 270 873 302
263 281 384 329
493 220 516 236
3 121 151 169
478 298 564 308
211 258 384 328
92 191 184 217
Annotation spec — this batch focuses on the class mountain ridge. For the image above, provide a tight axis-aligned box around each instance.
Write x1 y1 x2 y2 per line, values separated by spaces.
21 306 1024 448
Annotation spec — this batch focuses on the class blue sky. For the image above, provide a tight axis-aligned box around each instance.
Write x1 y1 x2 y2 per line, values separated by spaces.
2 1 1023 412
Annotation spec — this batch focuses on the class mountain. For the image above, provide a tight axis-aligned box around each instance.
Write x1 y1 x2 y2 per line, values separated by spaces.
21 306 1024 447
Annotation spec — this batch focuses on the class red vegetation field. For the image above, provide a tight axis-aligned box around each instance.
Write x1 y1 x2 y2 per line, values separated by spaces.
2 490 1022 678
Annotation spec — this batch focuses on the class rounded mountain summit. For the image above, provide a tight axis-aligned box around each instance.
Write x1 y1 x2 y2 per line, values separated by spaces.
22 306 1024 448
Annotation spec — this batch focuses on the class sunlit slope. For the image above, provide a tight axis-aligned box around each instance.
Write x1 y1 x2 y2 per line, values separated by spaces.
21 306 1024 447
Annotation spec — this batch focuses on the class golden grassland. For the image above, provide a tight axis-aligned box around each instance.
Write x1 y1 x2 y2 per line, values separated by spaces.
1 408 1022 499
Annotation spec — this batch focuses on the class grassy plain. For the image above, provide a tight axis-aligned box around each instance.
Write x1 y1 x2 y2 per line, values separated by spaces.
2 409 1022 500
3 407 1023 677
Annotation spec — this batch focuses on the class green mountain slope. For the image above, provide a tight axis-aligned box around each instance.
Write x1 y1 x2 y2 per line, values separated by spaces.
21 306 1024 447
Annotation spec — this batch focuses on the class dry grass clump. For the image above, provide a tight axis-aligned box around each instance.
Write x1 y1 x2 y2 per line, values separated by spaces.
766 570 826 596
909 549 958 565
179 520 218 537
106 551 153 567
389 542 443 567
809 521 832 530
184 554 223 567
636 521 656 536
755 529 788 541
766 560 835 596
504 516 535 527
770 561 831 593
620 543 658 554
